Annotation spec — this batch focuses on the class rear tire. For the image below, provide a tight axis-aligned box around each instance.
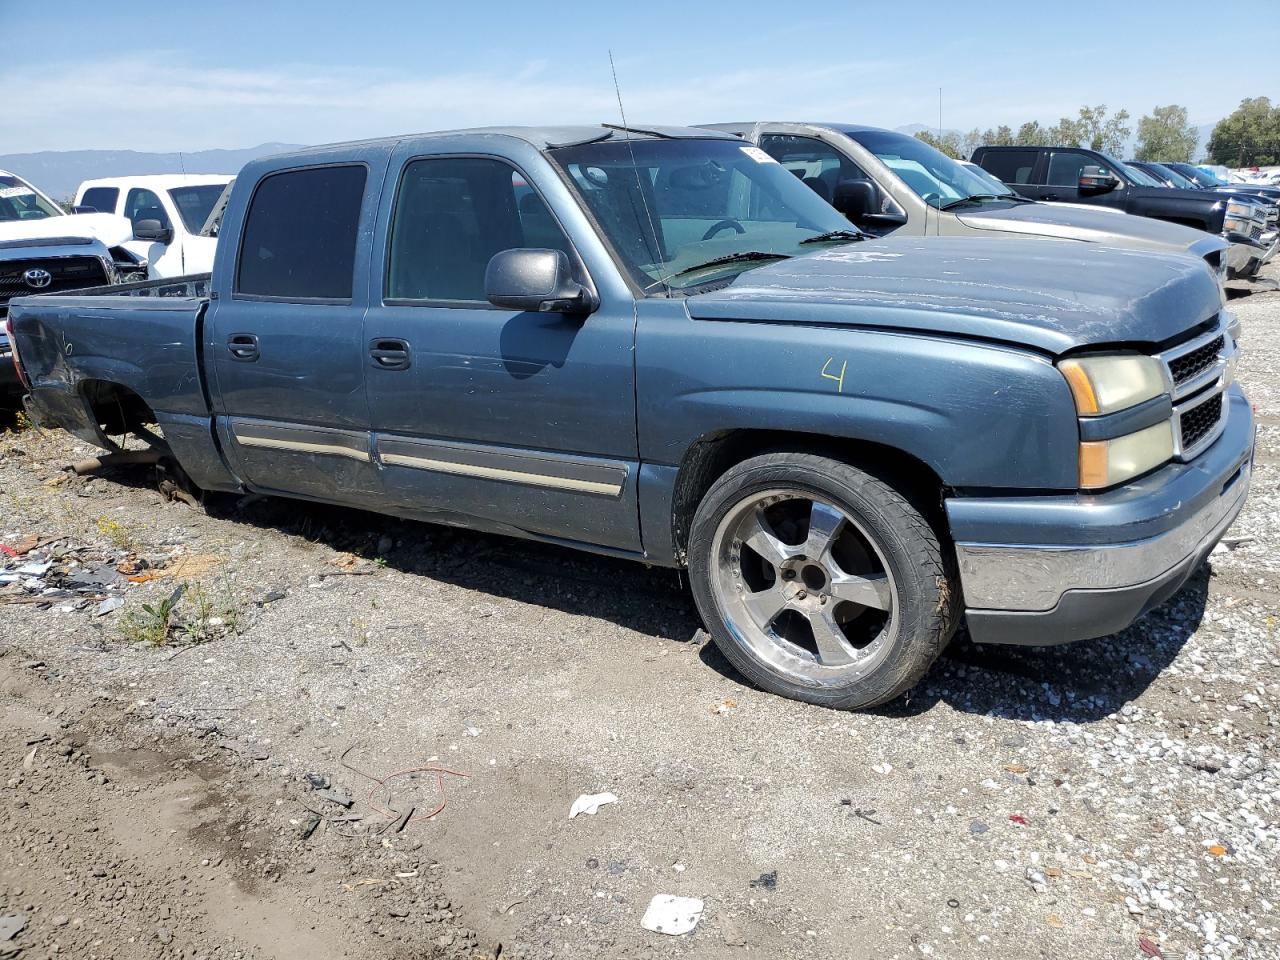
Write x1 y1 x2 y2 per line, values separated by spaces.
687 452 958 710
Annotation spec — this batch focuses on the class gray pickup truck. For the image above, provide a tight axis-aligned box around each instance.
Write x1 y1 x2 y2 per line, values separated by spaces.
706 123 1232 280
7 125 1254 710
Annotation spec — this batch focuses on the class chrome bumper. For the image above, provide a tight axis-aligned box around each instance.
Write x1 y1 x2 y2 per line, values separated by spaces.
955 457 1250 612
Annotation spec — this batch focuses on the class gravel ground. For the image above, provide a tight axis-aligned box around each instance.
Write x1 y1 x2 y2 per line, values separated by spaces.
1 265 1277 960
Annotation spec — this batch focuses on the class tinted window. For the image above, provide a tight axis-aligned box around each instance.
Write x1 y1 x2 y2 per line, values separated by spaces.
386 157 571 303
168 184 228 233
1046 151 1121 187
80 187 119 214
236 165 366 300
0 175 62 221
124 188 171 229
759 135 869 205
977 150 1039 185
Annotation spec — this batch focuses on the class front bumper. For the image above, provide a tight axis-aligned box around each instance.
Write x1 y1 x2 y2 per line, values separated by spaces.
1225 234 1271 277
949 385 1254 646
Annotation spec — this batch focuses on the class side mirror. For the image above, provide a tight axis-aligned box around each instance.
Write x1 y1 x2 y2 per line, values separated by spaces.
1078 165 1120 195
485 248 597 314
133 219 173 244
833 179 909 228
72 205 98 214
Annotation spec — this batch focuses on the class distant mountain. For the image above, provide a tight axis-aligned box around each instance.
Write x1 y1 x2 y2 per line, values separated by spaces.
0 144 305 200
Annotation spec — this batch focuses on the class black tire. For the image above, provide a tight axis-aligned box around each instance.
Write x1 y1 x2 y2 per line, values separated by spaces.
687 452 959 710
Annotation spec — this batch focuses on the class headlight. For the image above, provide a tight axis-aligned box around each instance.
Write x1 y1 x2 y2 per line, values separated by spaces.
1224 200 1260 234
1058 354 1167 415
1079 421 1175 489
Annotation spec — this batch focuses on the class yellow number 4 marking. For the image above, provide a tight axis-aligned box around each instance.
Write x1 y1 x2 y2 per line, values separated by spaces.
821 357 847 393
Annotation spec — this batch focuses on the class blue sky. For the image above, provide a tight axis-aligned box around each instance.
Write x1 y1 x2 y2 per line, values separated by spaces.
2 0 1271 152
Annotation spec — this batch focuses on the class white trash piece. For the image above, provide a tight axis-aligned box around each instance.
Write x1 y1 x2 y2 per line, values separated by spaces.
568 792 618 819
641 894 703 936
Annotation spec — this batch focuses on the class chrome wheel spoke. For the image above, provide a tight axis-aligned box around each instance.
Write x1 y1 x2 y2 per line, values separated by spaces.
742 583 788 630
807 609 857 666
804 501 845 562
828 571 892 611
741 507 800 568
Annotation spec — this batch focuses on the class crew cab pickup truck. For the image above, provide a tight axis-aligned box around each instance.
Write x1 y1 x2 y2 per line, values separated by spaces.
6 126 1254 710
705 123 1229 282
972 145 1275 278
75 175 233 279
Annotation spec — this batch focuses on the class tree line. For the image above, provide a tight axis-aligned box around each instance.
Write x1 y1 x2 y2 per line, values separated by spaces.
915 98 1280 167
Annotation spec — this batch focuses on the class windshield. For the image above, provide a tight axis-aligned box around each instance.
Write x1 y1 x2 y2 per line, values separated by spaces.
846 130 1016 205
549 137 858 291
1149 163 1197 189
1123 163 1164 187
168 184 229 234
1169 163 1218 188
0 174 63 222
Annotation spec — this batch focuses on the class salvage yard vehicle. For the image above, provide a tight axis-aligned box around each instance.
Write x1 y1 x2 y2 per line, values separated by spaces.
6 125 1255 709
74 175 233 279
1 169 144 320
706 123 1230 281
971 145 1277 279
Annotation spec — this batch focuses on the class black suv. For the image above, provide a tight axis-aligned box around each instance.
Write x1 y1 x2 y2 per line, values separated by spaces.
971 145 1275 278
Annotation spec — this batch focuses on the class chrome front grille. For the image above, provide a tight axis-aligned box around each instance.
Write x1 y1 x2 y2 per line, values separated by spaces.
1155 315 1236 461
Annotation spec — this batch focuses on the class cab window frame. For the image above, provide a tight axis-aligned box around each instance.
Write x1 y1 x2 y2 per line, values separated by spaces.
381 152 589 310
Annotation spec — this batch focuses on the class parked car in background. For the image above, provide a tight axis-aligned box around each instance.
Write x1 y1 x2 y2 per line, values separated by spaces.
972 145 1276 278
74 175 233 279
704 124 1228 279
0 169 140 319
1127 161 1200 190
1163 162 1280 207
7 125 1253 710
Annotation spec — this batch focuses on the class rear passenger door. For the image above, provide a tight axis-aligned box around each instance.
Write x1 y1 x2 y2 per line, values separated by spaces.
362 146 642 552
206 161 384 503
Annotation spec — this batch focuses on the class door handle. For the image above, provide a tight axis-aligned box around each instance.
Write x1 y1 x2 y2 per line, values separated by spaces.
1041 193 1059 201
369 338 411 371
227 333 259 362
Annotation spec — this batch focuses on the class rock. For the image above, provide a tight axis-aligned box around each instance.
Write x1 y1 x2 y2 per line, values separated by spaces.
0 913 27 942
157 926 172 944
969 820 989 835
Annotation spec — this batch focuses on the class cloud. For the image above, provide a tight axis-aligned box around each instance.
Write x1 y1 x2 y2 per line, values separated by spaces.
3 54 912 152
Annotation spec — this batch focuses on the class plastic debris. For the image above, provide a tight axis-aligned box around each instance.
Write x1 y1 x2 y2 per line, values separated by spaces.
95 595 124 617
1138 936 1164 958
1008 814 1029 826
568 792 618 819
640 894 703 936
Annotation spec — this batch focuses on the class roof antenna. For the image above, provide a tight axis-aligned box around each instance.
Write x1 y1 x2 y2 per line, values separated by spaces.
937 87 943 236
608 50 669 290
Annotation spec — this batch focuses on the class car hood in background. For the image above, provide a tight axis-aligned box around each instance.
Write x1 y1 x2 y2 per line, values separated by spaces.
686 236 1222 355
954 201 1213 252
0 212 133 249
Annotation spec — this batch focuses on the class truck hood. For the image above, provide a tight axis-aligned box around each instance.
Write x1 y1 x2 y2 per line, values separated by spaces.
0 212 133 249
954 201 1214 253
685 236 1222 355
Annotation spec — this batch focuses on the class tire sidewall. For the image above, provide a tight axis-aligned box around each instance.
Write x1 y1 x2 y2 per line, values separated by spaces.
688 455 947 709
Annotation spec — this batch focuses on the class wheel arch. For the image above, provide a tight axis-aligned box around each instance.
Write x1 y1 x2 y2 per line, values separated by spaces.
669 428 949 564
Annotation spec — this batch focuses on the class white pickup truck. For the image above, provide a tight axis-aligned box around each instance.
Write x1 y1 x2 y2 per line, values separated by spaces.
74 174 232 279
1 168 141 400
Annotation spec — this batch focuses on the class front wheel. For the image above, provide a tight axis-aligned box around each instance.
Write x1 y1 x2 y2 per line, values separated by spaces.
688 453 958 710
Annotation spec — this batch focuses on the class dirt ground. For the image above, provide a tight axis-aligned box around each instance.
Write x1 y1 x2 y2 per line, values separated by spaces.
1 265 1278 960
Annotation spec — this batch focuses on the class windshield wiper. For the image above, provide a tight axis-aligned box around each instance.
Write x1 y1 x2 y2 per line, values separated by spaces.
667 250 791 282
799 229 865 245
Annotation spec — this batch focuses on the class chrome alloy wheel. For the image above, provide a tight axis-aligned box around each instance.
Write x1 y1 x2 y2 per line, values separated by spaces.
710 490 897 683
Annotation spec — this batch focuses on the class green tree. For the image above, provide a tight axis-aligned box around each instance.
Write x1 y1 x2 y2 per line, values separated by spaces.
1042 106 1130 154
1014 121 1049 146
1134 105 1199 162
914 130 963 159
1207 97 1280 166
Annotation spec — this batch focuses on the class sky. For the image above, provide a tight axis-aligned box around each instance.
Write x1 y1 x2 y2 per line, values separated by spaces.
2 0 1273 154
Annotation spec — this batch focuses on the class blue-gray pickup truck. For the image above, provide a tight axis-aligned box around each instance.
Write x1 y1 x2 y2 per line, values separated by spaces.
6 125 1254 709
